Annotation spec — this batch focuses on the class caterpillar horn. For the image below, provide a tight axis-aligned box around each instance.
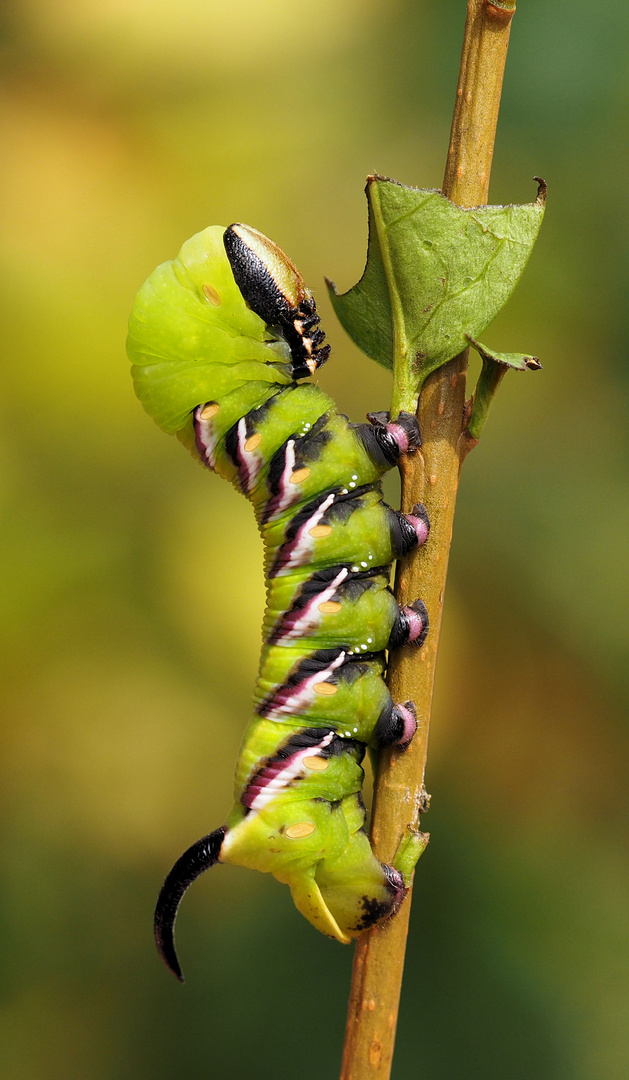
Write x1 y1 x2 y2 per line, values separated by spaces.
154 826 227 982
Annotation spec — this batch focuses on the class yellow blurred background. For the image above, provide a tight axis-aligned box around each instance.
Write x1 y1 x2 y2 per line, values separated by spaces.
1 1 628 1077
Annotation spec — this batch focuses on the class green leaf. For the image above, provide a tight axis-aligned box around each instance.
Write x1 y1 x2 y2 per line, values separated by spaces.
327 175 545 411
464 336 542 442
465 335 542 371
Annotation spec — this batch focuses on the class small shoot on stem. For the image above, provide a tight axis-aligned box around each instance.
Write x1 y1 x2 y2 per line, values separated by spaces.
466 334 542 442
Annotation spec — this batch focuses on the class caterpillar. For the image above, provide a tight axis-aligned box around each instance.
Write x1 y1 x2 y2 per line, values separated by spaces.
127 223 430 981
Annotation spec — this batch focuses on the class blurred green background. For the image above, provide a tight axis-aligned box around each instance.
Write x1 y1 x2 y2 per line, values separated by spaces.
1 1 628 1077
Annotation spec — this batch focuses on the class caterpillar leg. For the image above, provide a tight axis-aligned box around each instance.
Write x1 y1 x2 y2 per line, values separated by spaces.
388 597 430 649
313 795 408 938
391 502 430 554
314 855 406 940
357 410 423 467
373 699 417 750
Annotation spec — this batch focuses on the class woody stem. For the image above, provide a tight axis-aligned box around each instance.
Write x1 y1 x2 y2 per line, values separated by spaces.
339 3 516 1078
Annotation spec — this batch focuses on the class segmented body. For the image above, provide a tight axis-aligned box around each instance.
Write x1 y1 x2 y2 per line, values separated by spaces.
127 223 429 979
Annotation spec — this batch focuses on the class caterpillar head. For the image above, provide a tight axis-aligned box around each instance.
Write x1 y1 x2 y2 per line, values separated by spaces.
224 224 331 379
127 225 295 436
128 225 330 436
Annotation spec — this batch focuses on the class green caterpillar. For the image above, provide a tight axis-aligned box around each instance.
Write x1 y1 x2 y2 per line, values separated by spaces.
127 224 430 981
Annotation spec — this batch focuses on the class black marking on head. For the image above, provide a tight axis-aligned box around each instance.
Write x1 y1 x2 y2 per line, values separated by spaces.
224 227 292 326
224 225 330 380
288 341 330 381
154 826 226 982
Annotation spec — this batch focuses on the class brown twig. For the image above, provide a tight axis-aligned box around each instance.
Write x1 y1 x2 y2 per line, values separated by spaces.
339 3 516 1078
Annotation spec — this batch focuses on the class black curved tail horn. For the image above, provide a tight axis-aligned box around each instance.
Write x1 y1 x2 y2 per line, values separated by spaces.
154 826 227 982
